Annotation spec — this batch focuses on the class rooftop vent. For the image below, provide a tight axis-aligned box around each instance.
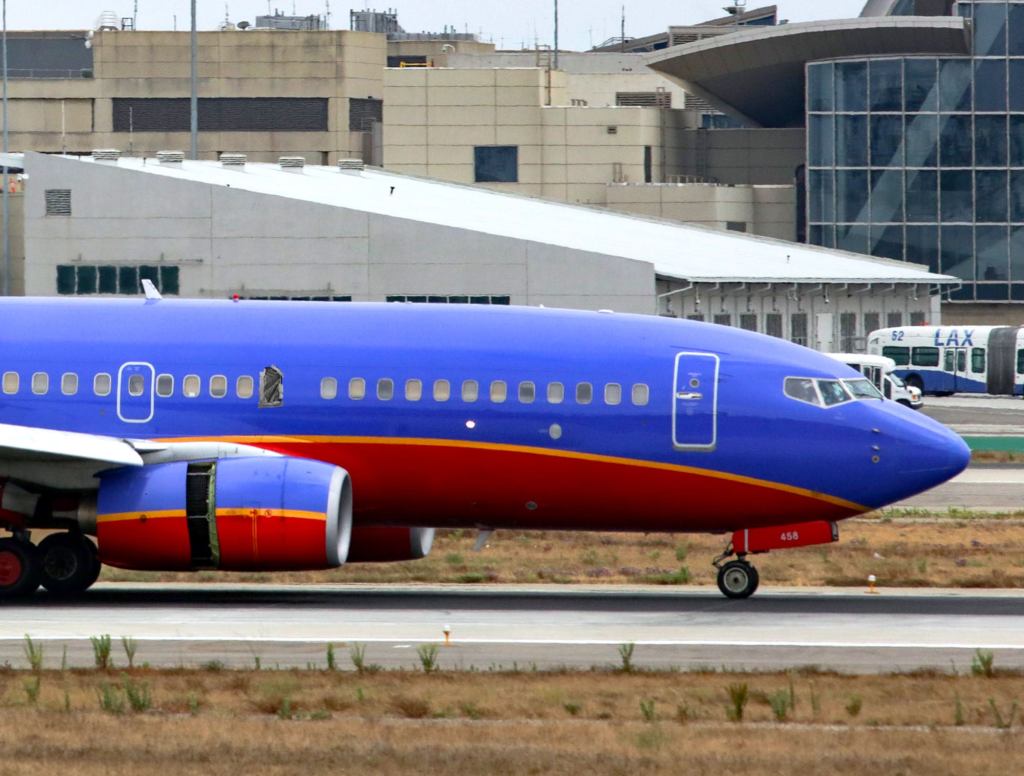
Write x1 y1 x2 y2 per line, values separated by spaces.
220 152 247 167
156 150 185 165
338 158 365 174
96 10 120 31
279 156 306 170
91 149 121 162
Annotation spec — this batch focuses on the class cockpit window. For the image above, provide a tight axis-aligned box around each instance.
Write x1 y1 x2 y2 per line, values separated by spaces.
818 379 853 406
784 377 821 406
844 378 883 400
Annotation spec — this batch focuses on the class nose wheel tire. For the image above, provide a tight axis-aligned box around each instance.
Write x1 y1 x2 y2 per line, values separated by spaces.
717 560 759 599
0 538 41 599
38 533 101 596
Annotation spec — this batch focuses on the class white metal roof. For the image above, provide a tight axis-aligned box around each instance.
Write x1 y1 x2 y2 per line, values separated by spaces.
40 153 954 286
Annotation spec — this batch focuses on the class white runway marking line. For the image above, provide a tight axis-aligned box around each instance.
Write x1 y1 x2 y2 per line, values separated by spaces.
3 636 1024 650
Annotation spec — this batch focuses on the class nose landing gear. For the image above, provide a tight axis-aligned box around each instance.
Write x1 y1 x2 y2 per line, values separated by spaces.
713 545 759 599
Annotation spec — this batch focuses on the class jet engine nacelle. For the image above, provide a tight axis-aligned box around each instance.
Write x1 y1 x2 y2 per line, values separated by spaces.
346 525 435 563
96 457 352 571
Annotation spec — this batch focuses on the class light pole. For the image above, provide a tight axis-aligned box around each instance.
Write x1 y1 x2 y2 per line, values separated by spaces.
190 0 197 159
553 0 559 70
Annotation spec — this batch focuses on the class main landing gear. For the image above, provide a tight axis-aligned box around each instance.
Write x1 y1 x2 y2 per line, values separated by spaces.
0 531 100 600
713 546 759 599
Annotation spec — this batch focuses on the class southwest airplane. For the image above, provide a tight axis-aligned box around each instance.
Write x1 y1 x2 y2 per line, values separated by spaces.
0 291 969 600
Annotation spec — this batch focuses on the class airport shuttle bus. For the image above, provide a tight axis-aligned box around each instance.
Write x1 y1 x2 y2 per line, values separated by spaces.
0 297 969 600
867 325 1024 396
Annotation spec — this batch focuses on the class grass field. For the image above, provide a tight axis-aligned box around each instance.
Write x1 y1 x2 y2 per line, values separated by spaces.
1 664 1022 774
97 514 1024 589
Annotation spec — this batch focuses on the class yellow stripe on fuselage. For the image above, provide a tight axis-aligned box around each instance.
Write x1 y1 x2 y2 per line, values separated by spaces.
97 509 185 524
97 508 326 523
153 434 870 514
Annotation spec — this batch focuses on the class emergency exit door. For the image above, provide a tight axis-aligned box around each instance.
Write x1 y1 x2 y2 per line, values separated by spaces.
673 352 719 451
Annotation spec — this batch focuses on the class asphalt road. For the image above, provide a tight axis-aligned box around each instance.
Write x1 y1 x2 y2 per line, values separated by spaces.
923 394 1024 432
2 583 1022 674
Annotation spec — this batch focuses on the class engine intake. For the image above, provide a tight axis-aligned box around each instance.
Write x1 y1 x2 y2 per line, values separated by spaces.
96 457 352 571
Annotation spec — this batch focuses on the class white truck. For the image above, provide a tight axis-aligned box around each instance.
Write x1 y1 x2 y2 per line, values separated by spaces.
827 353 924 410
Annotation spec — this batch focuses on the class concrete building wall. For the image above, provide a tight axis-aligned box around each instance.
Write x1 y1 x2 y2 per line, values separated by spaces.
6 30 386 164
0 191 26 295
605 183 796 241
22 153 655 313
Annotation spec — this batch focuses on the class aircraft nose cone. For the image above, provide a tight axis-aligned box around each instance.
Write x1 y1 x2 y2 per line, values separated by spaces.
884 410 970 502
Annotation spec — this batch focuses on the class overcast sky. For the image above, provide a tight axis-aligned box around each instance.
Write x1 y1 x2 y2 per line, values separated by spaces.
8 1 869 50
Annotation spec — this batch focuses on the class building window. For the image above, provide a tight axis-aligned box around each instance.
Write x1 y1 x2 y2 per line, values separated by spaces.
349 97 383 131
765 313 783 339
238 295 352 302
386 294 510 305
56 265 180 296
112 97 329 132
739 314 758 332
790 313 808 346
45 189 71 216
474 146 518 183
713 314 732 327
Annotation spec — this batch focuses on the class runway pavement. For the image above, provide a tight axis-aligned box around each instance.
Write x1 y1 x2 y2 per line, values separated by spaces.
2 583 1023 674
893 465 1024 510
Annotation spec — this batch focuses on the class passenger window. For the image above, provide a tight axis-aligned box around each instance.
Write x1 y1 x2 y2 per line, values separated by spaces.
575 382 593 405
605 383 622 405
462 379 479 402
405 378 423 401
348 377 366 400
94 372 111 397
1018 349 1024 374
817 379 852 406
2 371 18 395
183 375 201 398
320 377 338 400
61 373 78 396
956 350 966 373
433 379 451 402
911 347 939 367
547 382 564 404
377 378 394 400
944 349 955 372
784 377 821 406
259 366 284 408
490 380 507 403
236 375 254 399
631 383 649 406
518 381 535 404
128 375 145 397
972 348 986 373
881 346 910 366
156 374 174 398
32 372 49 395
208 375 227 398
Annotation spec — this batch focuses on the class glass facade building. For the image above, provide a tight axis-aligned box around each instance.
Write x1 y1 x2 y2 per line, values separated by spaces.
807 1 1024 302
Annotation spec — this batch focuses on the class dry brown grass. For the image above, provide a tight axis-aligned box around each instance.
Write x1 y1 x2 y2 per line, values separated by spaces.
0 668 1022 774
96 517 1024 589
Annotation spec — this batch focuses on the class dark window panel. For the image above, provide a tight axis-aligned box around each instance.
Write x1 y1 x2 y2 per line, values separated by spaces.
974 59 1007 112
808 115 833 167
939 114 972 167
56 266 75 295
949 284 974 302
940 225 973 279
349 97 383 131
76 265 97 295
869 59 902 112
905 113 938 167
1011 4 1024 56
836 114 868 167
808 169 834 223
976 171 1008 223
869 224 904 260
974 1 1007 56
940 170 973 222
807 62 834 112
836 223 869 255
112 97 329 132
939 59 971 112
1011 60 1024 111
975 115 1007 167
159 266 179 295
473 146 518 183
1011 170 1024 222
118 266 139 295
870 115 902 167
98 266 117 294
976 283 1010 301
977 225 1010 281
906 169 938 222
835 61 867 112
836 170 868 223
870 168 904 223
906 225 940 274
139 265 160 289
904 58 938 112
1011 226 1024 282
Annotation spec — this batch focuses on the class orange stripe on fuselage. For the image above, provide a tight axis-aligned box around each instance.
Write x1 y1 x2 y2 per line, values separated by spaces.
98 508 326 523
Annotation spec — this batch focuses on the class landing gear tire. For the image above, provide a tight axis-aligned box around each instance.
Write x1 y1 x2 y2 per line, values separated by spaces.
717 560 759 600
38 533 100 596
0 538 41 599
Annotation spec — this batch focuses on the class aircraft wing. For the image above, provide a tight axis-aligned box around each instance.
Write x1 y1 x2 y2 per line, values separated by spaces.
0 422 144 467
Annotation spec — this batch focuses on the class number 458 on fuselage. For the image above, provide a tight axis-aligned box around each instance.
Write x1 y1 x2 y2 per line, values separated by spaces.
0 298 969 600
